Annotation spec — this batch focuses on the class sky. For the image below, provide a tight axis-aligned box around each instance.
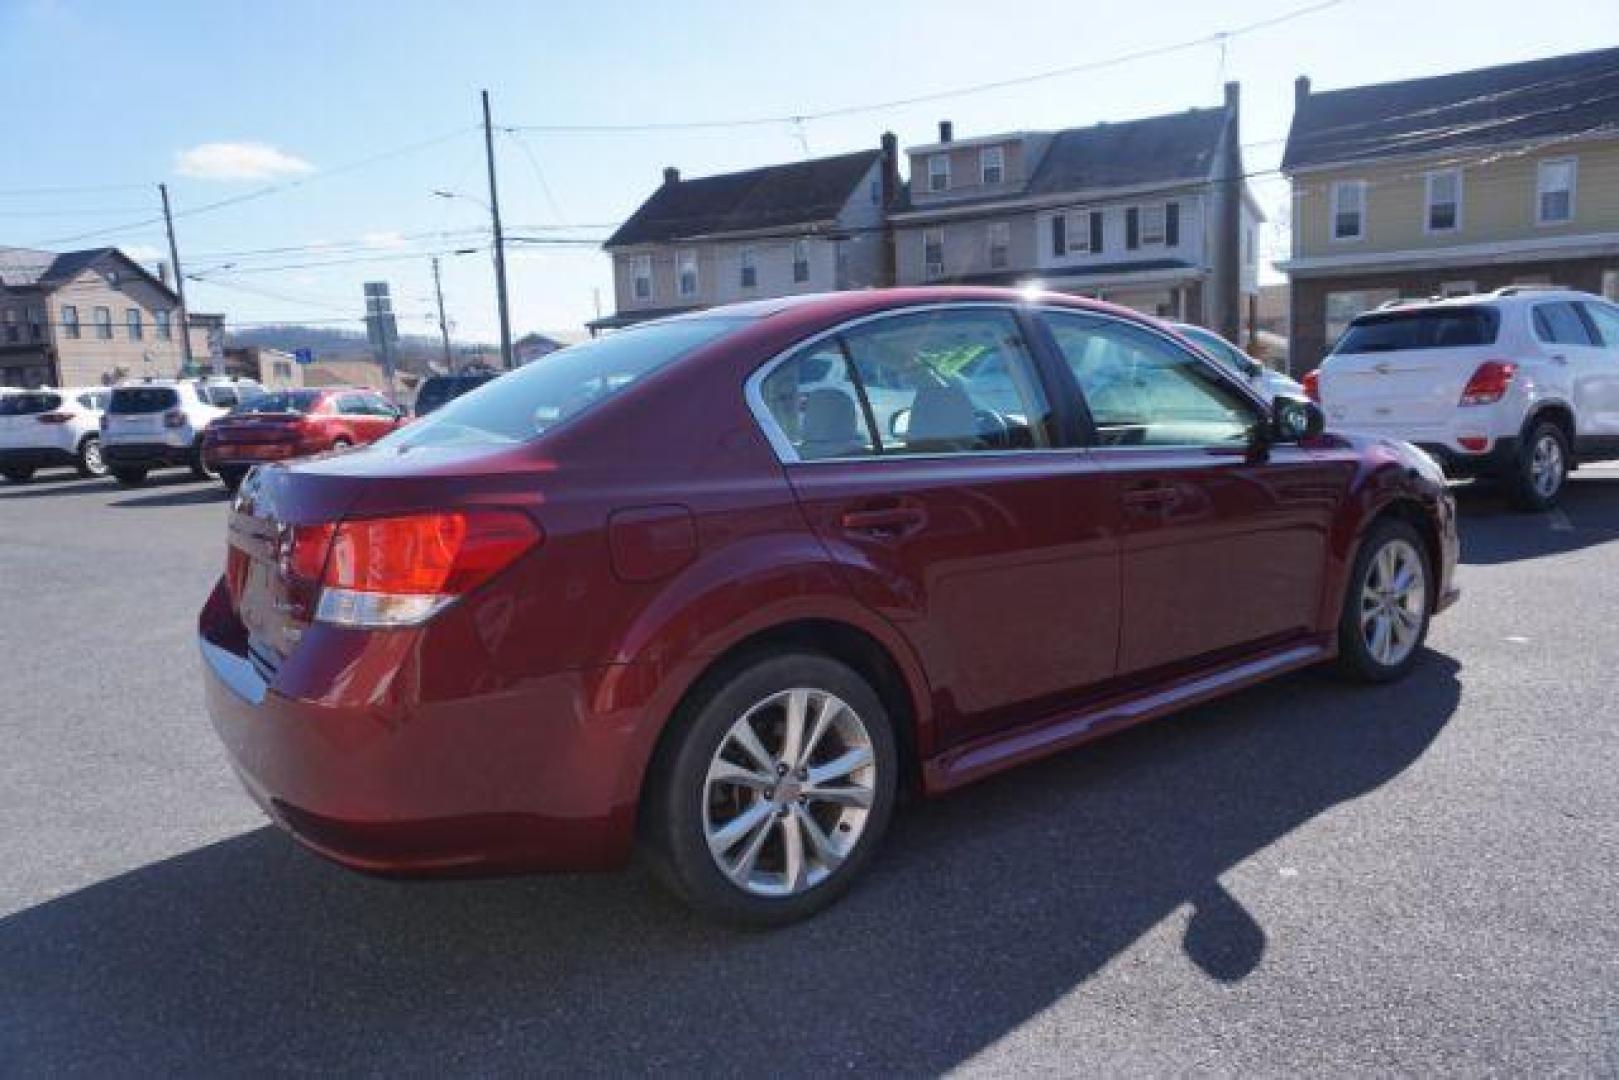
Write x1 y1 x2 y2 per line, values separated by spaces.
3 0 1616 343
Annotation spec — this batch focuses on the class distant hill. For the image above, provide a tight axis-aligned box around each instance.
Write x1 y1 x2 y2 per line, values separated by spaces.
227 324 572 375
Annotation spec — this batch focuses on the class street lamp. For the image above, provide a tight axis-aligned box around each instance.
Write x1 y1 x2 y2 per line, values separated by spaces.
431 191 512 369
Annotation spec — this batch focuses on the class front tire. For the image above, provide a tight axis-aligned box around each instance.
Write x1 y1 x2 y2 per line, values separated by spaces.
110 467 148 487
1335 518 1431 683
76 436 107 479
643 652 899 926
1508 420 1569 511
218 466 246 493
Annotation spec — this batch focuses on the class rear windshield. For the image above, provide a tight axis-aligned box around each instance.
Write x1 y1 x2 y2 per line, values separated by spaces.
233 390 322 414
0 392 63 415
109 387 179 413
1335 308 1499 354
415 375 494 416
383 317 748 450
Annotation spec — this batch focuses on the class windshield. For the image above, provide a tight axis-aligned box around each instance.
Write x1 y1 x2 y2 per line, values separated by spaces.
0 392 63 415
1335 307 1499 353
233 390 322 414
109 387 179 413
381 317 748 450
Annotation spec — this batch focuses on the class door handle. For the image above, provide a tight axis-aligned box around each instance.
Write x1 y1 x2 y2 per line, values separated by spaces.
839 506 924 536
1122 483 1180 511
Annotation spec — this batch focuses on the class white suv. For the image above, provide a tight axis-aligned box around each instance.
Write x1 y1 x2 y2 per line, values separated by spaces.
1312 287 1619 509
101 377 262 486
0 386 110 482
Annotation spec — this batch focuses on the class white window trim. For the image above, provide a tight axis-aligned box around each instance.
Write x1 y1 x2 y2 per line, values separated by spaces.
1424 168 1463 234
980 146 1005 186
928 154 951 193
630 254 653 300
740 247 758 289
1066 209 1093 255
1138 203 1167 247
1536 157 1577 226
676 249 699 298
986 221 1010 268
923 228 946 279
791 238 810 283
1330 180 1367 243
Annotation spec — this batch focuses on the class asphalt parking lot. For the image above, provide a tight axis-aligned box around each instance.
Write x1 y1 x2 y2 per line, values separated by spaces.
2 466 1617 1076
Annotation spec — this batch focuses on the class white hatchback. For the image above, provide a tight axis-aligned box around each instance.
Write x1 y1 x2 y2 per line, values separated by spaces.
1312 287 1619 509
0 386 110 482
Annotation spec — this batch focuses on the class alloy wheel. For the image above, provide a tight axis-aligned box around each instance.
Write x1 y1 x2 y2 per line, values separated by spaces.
1530 433 1565 499
703 688 876 898
1359 539 1427 668
82 439 105 476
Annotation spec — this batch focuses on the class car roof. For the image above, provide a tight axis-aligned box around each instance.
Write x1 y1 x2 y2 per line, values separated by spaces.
671 285 1151 333
1359 288 1606 316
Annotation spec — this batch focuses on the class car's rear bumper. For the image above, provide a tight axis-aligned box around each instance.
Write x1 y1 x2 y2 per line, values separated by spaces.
0 446 78 469
203 443 304 470
103 441 194 468
1415 438 1518 479
197 580 646 877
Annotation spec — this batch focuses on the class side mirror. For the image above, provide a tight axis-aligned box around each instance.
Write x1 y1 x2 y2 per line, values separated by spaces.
1272 396 1325 443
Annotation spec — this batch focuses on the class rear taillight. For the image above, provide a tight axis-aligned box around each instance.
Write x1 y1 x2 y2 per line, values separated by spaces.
163 409 187 428
1302 369 1320 403
294 510 540 628
36 412 72 424
1459 361 1516 406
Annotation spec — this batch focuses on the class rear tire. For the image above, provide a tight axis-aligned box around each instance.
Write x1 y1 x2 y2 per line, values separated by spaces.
76 436 107 479
2 466 35 483
110 467 148 487
1335 517 1431 683
189 442 216 481
1508 420 1569 512
643 651 899 926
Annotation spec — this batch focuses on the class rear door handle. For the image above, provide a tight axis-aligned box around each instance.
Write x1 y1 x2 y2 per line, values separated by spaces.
1550 353 1568 364
1122 484 1180 511
839 506 924 536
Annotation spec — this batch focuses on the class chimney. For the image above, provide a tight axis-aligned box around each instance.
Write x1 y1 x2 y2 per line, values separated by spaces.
663 166 680 185
879 132 899 206
1295 75 1311 106
938 120 954 143
156 261 171 287
1224 80 1240 112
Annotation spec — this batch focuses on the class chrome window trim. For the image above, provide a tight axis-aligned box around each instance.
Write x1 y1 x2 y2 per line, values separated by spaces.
743 300 1268 465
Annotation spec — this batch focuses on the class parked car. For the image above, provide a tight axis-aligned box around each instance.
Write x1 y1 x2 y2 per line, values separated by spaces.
413 373 497 417
101 377 262 486
203 387 404 491
1308 287 1619 509
200 287 1459 925
1171 322 1304 399
0 386 109 482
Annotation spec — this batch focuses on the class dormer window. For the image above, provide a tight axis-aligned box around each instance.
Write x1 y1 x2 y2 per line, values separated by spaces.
928 155 951 193
980 147 1005 185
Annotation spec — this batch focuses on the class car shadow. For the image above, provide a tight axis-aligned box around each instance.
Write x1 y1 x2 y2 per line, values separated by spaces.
1456 474 1619 565
0 654 1460 1073
108 484 231 509
0 476 121 500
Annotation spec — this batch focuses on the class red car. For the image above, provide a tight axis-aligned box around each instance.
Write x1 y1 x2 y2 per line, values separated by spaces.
199 288 1459 925
202 387 404 491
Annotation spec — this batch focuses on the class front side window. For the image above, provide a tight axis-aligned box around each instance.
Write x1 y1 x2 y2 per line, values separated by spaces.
1426 169 1461 232
631 254 652 300
1537 158 1576 224
980 146 1005 185
155 309 172 340
61 304 80 339
740 248 758 289
923 229 945 279
928 154 950 192
126 308 143 340
792 239 809 284
1045 312 1258 448
677 249 698 298
1532 302 1595 346
1332 180 1366 241
94 306 112 339
987 222 1010 269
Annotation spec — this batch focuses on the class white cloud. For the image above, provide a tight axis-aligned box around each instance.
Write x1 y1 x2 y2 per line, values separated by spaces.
174 142 314 181
361 230 408 250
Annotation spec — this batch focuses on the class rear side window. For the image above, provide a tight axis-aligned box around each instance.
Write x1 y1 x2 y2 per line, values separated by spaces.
1580 302 1619 346
77 391 108 411
1335 308 1499 353
385 317 747 448
0 392 63 415
109 387 179 413
414 376 490 416
1532 302 1596 346
205 385 242 408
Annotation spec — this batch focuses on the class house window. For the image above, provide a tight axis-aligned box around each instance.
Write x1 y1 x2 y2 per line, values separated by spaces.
1425 169 1461 232
94 306 112 339
677 250 698 298
740 248 758 289
792 239 809 283
126 308 143 340
61 305 79 339
980 147 1004 185
631 254 652 300
869 179 880 205
1604 269 1619 302
155 309 171 340
27 306 43 341
2 309 15 344
1331 180 1366 241
987 222 1010 269
923 229 945 279
928 154 951 193
1140 204 1167 246
1537 158 1576 224
1051 214 1067 257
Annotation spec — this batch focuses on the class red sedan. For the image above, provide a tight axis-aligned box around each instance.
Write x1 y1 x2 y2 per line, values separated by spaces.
202 387 403 491
199 288 1459 925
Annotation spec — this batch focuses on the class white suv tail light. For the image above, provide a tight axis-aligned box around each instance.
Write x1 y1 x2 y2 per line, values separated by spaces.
1459 361 1516 406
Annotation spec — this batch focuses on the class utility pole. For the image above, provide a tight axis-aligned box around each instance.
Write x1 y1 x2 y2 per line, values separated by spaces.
481 89 514 370
432 256 453 369
158 183 200 374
